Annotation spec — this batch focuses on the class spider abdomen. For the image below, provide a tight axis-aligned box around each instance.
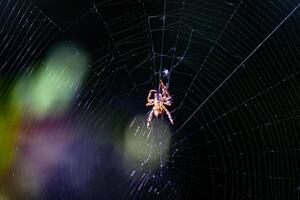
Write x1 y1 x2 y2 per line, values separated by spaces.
153 105 164 118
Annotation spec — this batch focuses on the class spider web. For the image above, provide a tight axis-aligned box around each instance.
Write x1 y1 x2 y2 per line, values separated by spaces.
1 0 300 199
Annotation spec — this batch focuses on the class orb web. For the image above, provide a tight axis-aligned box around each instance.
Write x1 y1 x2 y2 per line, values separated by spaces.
1 0 300 199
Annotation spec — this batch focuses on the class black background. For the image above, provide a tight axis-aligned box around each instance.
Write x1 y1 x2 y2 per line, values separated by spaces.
1 0 300 199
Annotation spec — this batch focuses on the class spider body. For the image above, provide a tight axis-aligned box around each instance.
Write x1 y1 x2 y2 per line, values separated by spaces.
146 80 174 128
153 94 164 117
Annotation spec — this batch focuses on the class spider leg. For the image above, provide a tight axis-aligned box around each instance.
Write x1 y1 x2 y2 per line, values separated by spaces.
160 80 167 90
160 80 171 102
148 90 155 97
147 109 154 128
146 100 154 106
163 100 172 107
147 90 157 102
163 106 174 125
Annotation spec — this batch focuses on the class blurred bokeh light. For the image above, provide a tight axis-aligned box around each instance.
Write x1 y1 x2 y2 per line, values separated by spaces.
14 44 88 118
0 83 21 175
122 116 171 171
0 42 94 199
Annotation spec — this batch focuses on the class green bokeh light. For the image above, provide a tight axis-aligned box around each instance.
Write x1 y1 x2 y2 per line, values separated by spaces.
14 44 88 118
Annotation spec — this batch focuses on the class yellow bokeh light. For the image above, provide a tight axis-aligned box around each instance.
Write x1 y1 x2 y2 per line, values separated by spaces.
0 86 21 175
123 116 171 170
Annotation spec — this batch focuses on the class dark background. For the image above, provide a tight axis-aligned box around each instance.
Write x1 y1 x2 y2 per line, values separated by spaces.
1 0 300 199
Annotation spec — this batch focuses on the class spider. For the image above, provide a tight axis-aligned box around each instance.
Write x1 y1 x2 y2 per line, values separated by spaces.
146 80 174 128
